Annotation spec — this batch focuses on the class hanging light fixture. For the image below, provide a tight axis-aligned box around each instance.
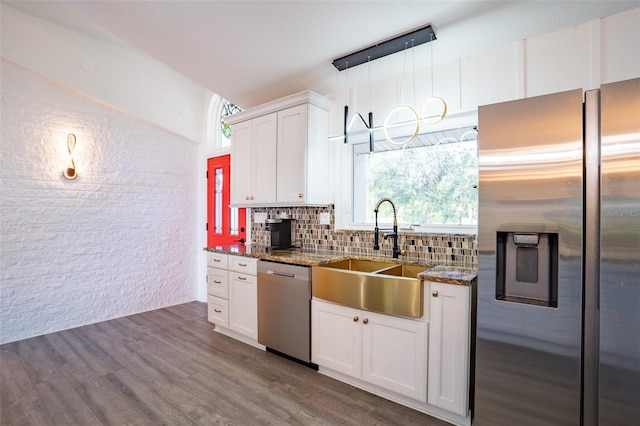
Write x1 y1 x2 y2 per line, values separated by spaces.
420 33 447 125
341 58 374 150
331 24 439 148
382 39 421 146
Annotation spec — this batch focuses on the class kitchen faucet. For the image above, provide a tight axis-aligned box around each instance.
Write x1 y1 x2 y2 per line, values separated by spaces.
373 197 404 258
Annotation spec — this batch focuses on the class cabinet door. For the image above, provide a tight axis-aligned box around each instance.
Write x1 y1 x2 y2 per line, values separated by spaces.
362 311 428 402
277 104 308 204
230 119 253 205
252 113 277 204
229 272 258 340
230 114 277 205
311 300 362 378
428 282 471 416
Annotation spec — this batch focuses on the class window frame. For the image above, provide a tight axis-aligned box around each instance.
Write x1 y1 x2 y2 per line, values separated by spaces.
334 113 479 235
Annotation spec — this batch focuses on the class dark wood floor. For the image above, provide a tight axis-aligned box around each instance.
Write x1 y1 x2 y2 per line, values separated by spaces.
1 302 448 425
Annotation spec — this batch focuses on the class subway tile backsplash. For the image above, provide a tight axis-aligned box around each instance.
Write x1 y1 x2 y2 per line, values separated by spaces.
251 205 477 264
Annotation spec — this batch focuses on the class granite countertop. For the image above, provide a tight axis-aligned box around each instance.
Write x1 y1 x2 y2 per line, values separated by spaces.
204 244 477 286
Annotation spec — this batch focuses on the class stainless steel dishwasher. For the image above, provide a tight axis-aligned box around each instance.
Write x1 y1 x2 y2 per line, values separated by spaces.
257 260 312 365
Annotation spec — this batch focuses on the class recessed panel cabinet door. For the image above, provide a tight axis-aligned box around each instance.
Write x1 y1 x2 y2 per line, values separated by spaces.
428 281 471 416
277 104 308 203
362 311 428 402
230 113 277 205
229 272 258 340
311 300 362 378
230 120 253 205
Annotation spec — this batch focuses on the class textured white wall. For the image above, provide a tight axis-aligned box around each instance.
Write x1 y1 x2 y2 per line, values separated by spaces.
0 61 199 344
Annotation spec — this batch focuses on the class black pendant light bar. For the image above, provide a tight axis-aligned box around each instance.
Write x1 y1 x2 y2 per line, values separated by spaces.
332 24 436 71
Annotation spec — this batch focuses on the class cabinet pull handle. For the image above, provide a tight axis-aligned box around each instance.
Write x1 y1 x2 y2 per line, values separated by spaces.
353 316 359 322
214 309 222 313
432 290 439 297
363 318 369 325
238 276 247 280
213 258 221 262
238 263 247 267
214 280 222 284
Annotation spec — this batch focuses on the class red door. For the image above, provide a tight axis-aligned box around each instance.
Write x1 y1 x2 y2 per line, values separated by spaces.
207 155 246 246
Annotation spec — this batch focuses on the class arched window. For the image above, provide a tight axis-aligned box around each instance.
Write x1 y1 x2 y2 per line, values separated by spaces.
207 94 242 150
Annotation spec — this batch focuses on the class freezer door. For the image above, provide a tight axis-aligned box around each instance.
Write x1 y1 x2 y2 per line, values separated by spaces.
599 78 640 425
475 89 584 425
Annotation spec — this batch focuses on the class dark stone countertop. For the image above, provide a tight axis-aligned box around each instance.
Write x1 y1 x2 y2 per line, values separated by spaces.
204 244 477 286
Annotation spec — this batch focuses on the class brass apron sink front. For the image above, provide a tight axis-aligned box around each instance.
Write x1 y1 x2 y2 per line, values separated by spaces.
312 260 430 318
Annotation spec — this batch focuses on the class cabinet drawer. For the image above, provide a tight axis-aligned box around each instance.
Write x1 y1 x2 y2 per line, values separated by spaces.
207 252 228 268
207 295 229 328
229 271 257 285
207 267 229 299
229 256 257 275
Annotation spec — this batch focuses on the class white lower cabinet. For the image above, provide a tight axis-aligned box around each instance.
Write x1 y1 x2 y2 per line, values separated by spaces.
312 299 427 402
427 281 472 417
228 267 258 340
206 253 260 347
207 295 228 328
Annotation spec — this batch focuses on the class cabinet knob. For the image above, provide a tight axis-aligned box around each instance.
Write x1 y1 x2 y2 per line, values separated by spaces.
298 193 303 198
245 195 250 200
363 318 369 325
353 316 359 322
214 309 222 313
432 290 439 297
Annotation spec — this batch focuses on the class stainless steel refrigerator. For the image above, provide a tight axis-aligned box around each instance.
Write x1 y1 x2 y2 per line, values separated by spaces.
475 78 639 425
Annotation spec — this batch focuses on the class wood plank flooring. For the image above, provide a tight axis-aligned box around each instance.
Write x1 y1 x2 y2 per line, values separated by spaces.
1 302 449 425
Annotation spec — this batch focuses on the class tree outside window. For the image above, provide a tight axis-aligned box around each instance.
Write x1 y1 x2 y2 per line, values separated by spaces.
353 130 478 228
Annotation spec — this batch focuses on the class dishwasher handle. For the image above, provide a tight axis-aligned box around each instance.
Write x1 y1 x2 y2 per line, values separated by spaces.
266 270 295 278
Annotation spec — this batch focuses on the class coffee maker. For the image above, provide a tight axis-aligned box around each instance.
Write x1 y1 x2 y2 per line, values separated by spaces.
265 219 294 250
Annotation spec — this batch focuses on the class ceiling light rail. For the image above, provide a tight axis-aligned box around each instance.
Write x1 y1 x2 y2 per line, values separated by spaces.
332 24 437 71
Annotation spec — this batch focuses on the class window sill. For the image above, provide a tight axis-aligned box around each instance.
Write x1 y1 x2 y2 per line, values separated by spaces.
335 223 477 237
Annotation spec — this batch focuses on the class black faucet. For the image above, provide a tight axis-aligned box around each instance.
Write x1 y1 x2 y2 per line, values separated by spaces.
373 197 403 258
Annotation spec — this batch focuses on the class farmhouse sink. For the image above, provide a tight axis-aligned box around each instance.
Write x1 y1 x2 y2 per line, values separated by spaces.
312 259 431 318
320 259 397 273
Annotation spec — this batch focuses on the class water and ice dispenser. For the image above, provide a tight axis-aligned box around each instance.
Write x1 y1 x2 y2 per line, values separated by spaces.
495 232 558 307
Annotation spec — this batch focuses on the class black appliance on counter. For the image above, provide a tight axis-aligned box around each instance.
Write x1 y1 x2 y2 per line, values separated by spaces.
265 218 293 250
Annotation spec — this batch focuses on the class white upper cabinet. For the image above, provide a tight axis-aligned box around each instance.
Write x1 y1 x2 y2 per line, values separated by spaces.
230 113 277 205
227 90 331 207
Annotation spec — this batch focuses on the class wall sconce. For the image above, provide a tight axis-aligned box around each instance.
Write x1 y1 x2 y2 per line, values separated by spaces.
63 133 77 180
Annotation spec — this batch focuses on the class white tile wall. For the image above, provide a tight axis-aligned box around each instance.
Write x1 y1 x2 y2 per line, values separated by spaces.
0 61 199 344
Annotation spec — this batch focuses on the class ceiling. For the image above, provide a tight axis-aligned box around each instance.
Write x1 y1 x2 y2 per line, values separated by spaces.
5 1 639 109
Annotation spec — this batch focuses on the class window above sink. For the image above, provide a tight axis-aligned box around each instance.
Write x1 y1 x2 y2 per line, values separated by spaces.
334 114 478 235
